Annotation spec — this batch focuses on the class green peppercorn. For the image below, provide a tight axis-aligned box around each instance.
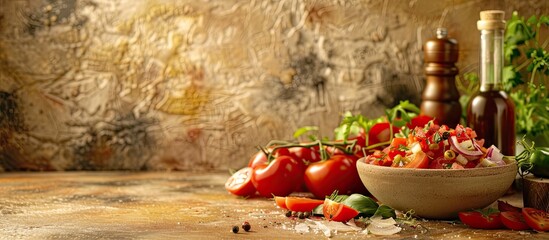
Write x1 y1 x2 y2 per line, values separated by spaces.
242 222 251 232
232 225 239 233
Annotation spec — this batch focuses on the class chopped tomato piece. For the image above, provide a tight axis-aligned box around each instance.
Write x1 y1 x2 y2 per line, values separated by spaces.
274 196 287 209
323 198 359 222
404 151 429 168
522 208 549 231
284 197 324 212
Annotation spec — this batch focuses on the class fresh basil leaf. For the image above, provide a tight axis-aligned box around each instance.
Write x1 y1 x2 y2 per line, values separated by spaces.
341 194 379 216
373 204 397 219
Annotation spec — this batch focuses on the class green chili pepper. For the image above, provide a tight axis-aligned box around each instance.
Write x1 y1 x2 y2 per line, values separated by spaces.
517 139 549 178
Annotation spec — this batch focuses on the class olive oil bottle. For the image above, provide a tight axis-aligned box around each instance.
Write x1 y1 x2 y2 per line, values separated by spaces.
467 10 516 156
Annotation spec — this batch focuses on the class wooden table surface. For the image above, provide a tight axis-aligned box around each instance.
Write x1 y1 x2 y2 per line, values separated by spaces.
0 171 547 239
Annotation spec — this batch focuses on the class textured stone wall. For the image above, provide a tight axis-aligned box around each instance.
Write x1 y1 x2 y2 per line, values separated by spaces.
0 0 547 171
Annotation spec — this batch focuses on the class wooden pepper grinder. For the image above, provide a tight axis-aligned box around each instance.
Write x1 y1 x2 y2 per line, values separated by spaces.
420 28 462 127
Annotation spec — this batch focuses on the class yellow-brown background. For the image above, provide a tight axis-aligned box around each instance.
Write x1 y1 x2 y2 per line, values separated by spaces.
0 0 547 171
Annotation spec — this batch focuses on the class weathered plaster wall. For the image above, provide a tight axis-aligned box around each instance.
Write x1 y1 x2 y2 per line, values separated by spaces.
0 0 547 171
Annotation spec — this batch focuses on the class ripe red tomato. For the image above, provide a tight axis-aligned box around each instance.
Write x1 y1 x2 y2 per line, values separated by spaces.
458 211 504 229
522 208 549 231
225 167 256 197
500 211 531 230
251 156 304 197
288 146 321 165
304 154 364 199
368 123 400 146
323 198 359 222
285 197 324 212
248 150 269 169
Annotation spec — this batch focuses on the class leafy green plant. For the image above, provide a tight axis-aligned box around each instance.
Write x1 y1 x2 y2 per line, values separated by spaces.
458 11 549 141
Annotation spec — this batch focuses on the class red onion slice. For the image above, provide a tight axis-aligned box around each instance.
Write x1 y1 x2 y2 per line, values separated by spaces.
449 136 483 158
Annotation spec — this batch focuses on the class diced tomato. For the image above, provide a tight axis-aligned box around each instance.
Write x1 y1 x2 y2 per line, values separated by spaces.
284 197 324 212
274 196 287 209
497 201 521 213
459 211 504 229
404 151 429 168
323 198 359 222
501 211 530 230
429 156 453 169
407 115 437 129
522 208 549 231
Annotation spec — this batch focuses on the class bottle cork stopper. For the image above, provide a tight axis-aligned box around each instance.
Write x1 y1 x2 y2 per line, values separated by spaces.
477 10 506 30
480 10 505 21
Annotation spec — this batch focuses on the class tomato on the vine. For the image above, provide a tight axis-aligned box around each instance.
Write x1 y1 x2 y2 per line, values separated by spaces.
522 208 549 231
251 155 304 197
304 154 366 199
368 123 400 146
225 167 256 197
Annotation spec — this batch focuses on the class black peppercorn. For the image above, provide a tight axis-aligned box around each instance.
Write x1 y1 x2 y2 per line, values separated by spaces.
232 225 239 233
285 210 292 217
242 222 251 232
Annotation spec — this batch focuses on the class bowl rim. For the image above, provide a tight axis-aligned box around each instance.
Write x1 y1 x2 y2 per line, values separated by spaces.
356 157 517 177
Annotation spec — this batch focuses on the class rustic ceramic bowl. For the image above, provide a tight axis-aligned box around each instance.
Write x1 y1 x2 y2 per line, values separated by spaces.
356 159 517 219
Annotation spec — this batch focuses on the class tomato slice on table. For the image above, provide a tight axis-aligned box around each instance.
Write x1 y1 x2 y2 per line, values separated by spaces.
225 167 256 197
285 197 324 212
459 211 503 229
522 208 549 231
322 198 359 222
500 211 530 230
274 196 287 209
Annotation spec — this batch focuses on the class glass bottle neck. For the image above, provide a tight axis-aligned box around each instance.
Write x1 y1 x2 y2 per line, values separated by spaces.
479 29 504 92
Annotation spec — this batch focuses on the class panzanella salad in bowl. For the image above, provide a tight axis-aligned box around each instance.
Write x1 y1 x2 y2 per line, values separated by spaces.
356 122 517 219
361 122 510 169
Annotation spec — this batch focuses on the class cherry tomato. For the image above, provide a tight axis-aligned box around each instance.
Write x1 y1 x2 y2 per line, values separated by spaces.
368 123 400 146
285 197 324 212
225 167 256 197
522 208 549 231
497 200 521 212
500 211 530 230
304 154 364 199
458 211 504 229
323 198 359 222
251 156 304 197
404 151 429 168
274 196 287 209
